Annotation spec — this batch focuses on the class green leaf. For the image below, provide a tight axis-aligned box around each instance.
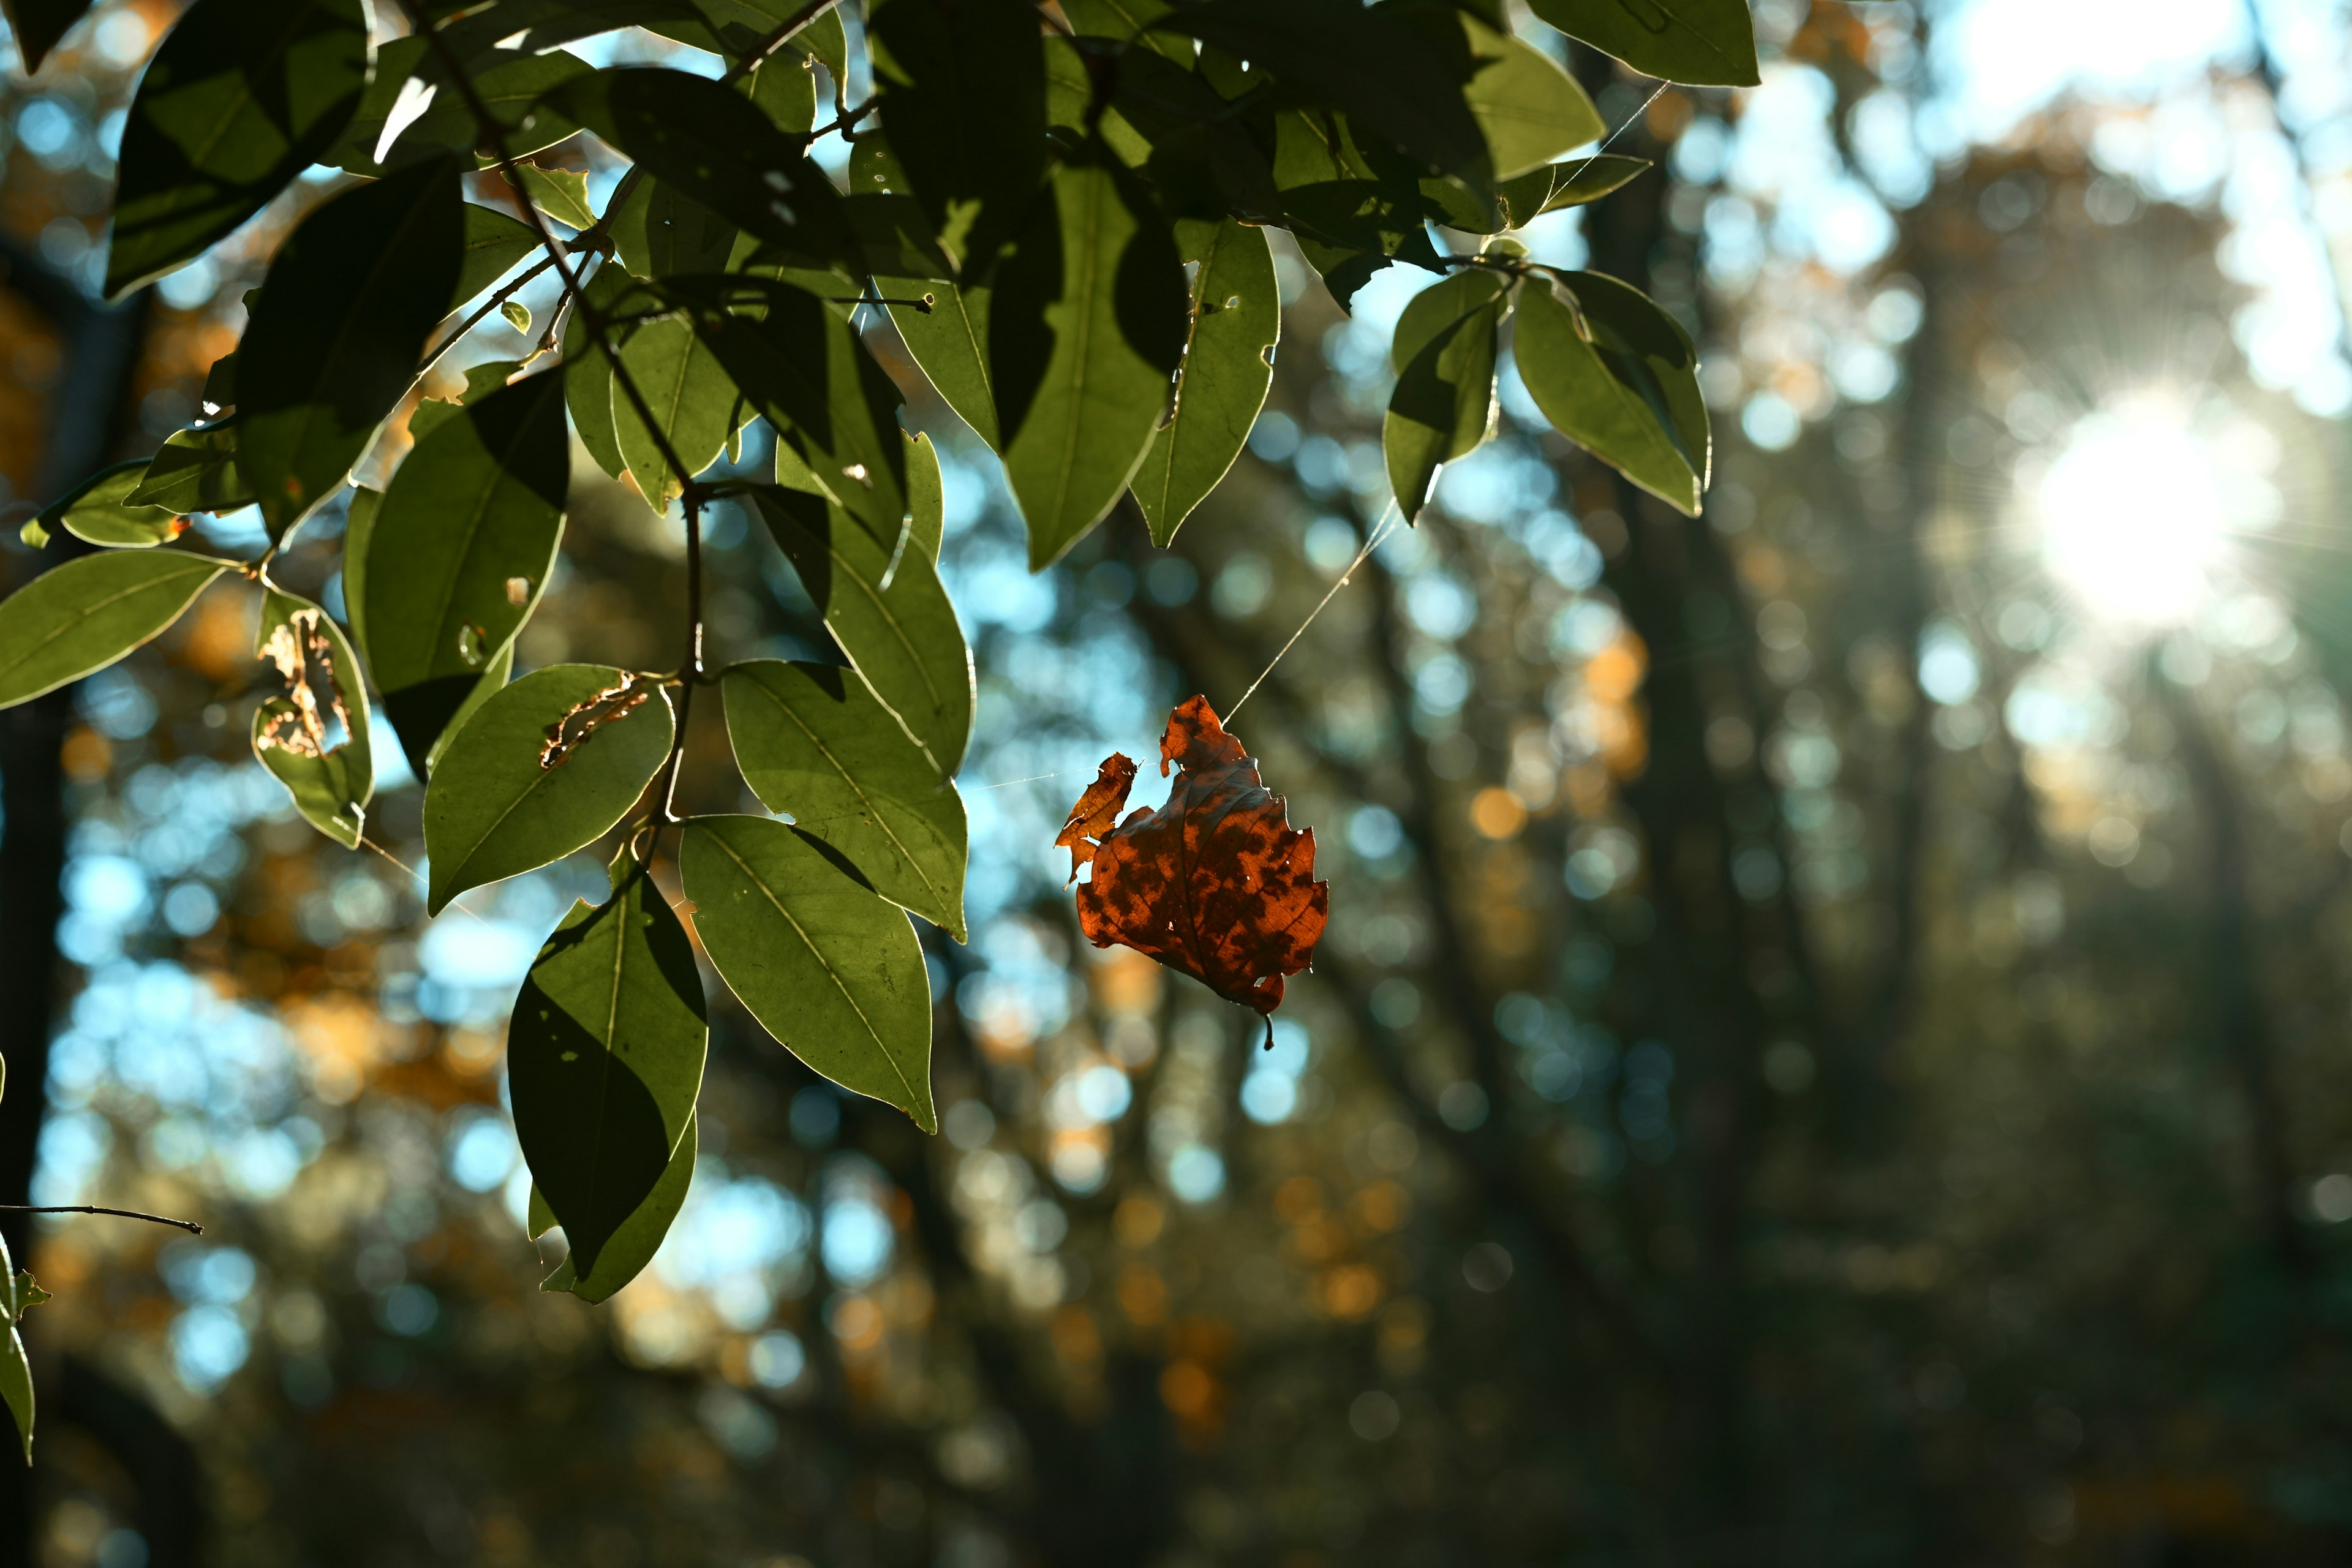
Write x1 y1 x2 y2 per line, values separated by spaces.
1513 271 1709 516
905 429 943 564
1063 0 1193 61
365 369 568 774
105 0 371 298
567 262 633 481
747 47 818 134
1496 154 1650 227
340 483 382 655
4 0 91 74
867 0 1047 273
1154 0 1491 195
501 300 533 334
613 317 736 513
200 352 237 416
1272 109 1444 311
609 179 738 281
457 202 543 310
990 151 1190 567
671 274 907 548
423 663 673 913
1526 0 1759 88
516 164 596 231
549 67 856 269
331 39 591 175
539 1113 696 1301
883 279 997 450
410 359 521 447
1133 217 1279 546
1384 271 1505 521
1 1325 26 1465
680 814 937 1133
251 585 373 848
751 485 972 777
722 660 968 939
1460 12 1604 179
510 850 706 1293
239 154 465 538
42 461 183 549
127 421 252 513
0 551 229 709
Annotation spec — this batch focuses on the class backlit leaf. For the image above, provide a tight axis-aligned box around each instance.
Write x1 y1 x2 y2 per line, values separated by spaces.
126 421 252 513
1460 12 1603 179
456 202 543 310
613 317 736 512
42 462 183 549
538 1114 696 1301
990 151 1190 567
1133 217 1280 546
905 429 943 564
423 663 673 913
106 0 370 298
251 585 372 848
1513 271 1709 515
674 274 907 546
681 813 937 1133
239 155 465 538
751 484 972 777
609 179 737 281
0 551 229 709
549 67 856 269
723 659 968 938
567 262 635 481
516 164 595 231
511 850 706 1295
1060 696 1327 1044
1383 270 1504 521
1526 0 1759 88
883 279 997 450
866 0 1046 273
1 1325 26 1464
1153 0 1490 195
364 368 568 772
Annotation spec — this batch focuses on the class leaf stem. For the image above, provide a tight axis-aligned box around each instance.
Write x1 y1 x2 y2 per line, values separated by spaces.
0 1205 203 1235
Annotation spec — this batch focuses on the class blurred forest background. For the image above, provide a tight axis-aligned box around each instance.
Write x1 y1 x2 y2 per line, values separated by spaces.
8 0 2352 1564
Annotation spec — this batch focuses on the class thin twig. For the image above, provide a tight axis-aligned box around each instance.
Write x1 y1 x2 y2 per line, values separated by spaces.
397 2 704 512
0 1205 203 1235
656 492 706 826
1227 503 1400 720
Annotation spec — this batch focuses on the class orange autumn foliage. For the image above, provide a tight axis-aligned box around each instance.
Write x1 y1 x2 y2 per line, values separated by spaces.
1057 697 1328 1045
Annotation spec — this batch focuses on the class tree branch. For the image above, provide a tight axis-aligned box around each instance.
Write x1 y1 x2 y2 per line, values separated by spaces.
0 1205 202 1235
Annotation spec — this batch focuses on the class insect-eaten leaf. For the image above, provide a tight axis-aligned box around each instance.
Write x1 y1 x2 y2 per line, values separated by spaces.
511 846 707 1302
423 664 673 914
1058 696 1327 1044
39 461 185 548
251 586 373 848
